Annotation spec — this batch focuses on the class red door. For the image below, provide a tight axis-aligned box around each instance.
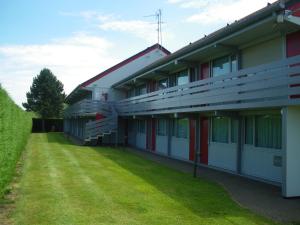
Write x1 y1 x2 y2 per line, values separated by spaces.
189 119 196 161
200 62 210 80
200 117 208 165
287 30 300 99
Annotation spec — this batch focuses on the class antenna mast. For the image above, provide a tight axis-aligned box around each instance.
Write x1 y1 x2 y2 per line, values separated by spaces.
145 9 163 47
156 9 162 47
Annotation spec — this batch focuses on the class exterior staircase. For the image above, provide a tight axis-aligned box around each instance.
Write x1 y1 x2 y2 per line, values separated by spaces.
84 102 118 143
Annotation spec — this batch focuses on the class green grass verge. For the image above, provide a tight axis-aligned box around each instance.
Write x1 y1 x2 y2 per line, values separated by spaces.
0 87 32 198
13 133 281 225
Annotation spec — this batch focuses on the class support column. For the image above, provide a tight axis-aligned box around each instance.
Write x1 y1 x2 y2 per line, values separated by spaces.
282 106 300 197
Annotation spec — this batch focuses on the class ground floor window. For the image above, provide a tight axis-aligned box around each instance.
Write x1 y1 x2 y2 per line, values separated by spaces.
245 116 254 145
231 119 238 143
212 117 229 143
172 118 188 138
137 120 145 133
157 119 167 136
255 115 281 149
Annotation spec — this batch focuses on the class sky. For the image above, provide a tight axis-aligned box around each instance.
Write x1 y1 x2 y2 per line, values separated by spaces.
0 0 276 106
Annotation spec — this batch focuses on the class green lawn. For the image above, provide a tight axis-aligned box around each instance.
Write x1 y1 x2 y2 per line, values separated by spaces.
12 133 279 225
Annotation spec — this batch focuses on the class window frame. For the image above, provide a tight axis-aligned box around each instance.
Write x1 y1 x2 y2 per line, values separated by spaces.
211 54 238 77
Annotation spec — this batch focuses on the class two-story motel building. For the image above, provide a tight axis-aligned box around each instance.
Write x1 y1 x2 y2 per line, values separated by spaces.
64 0 300 198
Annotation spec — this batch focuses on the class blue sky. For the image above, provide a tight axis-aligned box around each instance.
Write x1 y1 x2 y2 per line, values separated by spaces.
0 0 275 106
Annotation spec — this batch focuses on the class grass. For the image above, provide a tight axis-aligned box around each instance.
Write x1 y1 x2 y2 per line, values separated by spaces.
0 87 32 198
12 133 281 225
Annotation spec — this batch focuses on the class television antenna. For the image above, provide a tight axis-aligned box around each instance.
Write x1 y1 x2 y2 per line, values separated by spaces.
145 9 163 47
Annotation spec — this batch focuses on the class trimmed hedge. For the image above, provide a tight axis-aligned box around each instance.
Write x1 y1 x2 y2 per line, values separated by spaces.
0 87 32 198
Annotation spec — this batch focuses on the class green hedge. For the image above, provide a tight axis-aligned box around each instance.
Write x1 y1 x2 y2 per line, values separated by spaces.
0 87 32 198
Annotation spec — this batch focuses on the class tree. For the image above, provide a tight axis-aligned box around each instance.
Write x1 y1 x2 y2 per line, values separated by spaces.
23 68 65 119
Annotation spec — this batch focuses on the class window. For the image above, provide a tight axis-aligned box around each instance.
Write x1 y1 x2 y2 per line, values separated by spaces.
137 120 145 133
231 119 238 143
128 121 135 132
157 119 167 136
158 78 168 90
172 118 188 138
127 88 135 98
169 76 177 87
255 115 281 149
177 70 189 86
137 85 147 96
212 117 229 143
231 55 238 72
212 55 238 77
245 116 254 145
189 68 196 82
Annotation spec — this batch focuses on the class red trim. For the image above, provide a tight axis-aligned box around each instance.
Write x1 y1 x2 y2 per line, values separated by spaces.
81 44 170 87
200 117 208 165
288 2 300 17
95 113 105 120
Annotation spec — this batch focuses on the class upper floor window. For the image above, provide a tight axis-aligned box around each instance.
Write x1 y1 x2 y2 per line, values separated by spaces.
137 84 147 96
158 78 168 90
127 88 135 98
177 70 189 86
212 55 237 77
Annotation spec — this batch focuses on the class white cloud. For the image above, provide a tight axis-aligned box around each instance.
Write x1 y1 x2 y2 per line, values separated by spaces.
167 0 217 8
60 10 116 22
99 19 174 45
99 20 158 43
168 0 277 25
0 33 120 106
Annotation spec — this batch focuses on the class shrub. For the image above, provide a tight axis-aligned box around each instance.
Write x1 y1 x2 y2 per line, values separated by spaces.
0 87 32 198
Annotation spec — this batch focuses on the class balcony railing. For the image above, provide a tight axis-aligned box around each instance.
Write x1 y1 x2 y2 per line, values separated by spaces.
116 54 300 116
64 99 110 118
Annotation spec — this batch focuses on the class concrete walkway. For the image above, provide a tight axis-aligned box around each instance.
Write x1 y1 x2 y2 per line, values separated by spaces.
126 148 300 224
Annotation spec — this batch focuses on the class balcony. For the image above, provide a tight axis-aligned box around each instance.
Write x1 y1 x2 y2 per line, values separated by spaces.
64 99 110 118
116 55 300 116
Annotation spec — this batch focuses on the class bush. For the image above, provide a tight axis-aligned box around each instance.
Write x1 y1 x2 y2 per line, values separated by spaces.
0 87 32 198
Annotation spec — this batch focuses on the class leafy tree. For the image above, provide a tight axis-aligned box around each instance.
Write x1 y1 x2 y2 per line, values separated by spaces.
23 68 65 119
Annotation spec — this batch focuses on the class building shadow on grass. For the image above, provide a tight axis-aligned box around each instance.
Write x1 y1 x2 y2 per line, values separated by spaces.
88 146 272 223
45 132 75 146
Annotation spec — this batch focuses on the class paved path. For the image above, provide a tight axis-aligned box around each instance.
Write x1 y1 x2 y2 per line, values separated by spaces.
126 148 300 224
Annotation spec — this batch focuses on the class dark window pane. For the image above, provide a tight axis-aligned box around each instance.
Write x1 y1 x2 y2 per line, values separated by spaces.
255 115 282 149
157 119 167 136
245 116 253 144
231 119 238 143
212 117 229 143
138 85 147 95
212 56 230 77
158 78 168 90
177 118 188 138
138 120 145 133
231 55 238 72
177 70 189 85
